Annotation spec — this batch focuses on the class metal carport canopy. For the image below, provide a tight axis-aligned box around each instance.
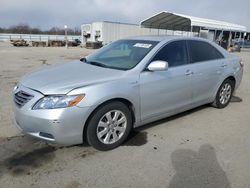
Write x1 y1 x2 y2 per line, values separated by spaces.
141 11 246 32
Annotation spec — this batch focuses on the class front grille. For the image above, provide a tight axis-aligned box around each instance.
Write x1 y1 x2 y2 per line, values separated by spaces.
14 90 34 107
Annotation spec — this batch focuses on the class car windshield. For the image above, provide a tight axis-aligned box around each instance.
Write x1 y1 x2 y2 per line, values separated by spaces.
84 40 158 70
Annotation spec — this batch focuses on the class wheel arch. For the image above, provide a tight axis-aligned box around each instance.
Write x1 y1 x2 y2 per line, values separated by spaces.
212 75 236 100
226 76 236 89
82 97 136 143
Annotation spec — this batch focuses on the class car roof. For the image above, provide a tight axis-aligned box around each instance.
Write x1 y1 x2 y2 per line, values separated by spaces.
124 35 229 58
124 35 208 42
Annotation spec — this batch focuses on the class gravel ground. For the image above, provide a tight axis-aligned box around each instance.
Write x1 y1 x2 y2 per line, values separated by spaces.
0 42 250 188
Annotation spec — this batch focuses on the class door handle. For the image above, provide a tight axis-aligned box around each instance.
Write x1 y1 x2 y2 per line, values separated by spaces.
185 70 194 76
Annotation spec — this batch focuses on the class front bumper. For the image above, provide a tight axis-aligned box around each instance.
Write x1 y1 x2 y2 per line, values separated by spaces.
13 84 94 145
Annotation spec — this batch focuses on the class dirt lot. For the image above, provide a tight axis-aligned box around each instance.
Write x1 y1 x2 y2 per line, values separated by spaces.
0 42 250 188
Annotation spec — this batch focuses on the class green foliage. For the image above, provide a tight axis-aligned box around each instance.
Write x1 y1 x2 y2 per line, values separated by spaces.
0 24 81 35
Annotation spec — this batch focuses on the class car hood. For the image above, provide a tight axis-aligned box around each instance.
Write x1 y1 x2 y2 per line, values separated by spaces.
20 60 124 94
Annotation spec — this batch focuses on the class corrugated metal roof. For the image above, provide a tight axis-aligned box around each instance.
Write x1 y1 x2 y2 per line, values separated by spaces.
102 21 139 26
141 11 246 32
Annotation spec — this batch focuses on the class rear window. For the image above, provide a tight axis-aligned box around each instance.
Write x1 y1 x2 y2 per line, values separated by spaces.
188 40 224 63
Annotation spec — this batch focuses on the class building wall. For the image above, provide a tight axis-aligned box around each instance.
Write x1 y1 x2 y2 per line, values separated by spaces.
81 22 197 45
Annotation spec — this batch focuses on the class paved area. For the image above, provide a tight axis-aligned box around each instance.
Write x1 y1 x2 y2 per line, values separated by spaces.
0 42 250 188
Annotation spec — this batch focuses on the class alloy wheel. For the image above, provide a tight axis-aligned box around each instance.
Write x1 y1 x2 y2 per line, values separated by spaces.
219 83 232 105
96 110 127 144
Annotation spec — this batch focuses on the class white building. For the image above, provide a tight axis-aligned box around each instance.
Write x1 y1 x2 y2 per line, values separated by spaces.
141 11 247 43
81 11 248 46
81 20 196 45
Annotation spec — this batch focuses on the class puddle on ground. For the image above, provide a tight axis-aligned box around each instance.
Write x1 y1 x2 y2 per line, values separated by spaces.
7 146 56 168
0 131 148 178
0 145 56 177
0 135 58 178
123 131 148 146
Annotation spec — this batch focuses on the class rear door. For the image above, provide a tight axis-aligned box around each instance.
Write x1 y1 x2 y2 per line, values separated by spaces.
186 40 226 103
139 40 193 120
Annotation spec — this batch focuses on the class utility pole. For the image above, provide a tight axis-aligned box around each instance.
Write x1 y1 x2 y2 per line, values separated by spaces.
64 25 68 48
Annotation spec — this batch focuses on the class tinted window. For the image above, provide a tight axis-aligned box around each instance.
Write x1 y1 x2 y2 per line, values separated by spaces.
188 40 224 63
152 40 188 67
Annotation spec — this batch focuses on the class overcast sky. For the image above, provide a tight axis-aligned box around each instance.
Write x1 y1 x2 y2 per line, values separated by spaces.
1 0 249 30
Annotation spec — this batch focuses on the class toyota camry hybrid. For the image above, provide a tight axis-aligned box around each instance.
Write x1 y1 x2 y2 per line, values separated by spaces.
13 36 243 150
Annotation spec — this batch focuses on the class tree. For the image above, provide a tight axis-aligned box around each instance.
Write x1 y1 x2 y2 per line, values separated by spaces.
0 24 81 35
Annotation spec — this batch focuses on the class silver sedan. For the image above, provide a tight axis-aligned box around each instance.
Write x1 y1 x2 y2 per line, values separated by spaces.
13 36 243 150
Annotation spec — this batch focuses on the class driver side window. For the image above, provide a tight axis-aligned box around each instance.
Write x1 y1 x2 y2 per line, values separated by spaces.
152 40 188 67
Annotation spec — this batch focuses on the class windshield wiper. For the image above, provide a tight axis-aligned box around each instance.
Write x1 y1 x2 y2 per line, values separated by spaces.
81 58 108 68
88 61 108 68
80 57 126 70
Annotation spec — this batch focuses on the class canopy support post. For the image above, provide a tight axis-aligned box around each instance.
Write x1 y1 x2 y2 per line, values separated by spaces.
190 26 193 37
227 31 232 50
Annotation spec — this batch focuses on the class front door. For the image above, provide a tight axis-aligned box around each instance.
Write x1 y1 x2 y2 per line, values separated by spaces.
139 40 192 120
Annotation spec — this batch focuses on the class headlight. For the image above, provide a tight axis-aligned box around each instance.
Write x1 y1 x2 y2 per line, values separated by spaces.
33 94 85 110
13 84 19 92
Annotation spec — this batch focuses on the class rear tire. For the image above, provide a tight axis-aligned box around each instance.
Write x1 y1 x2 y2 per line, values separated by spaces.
212 79 234 108
86 102 132 151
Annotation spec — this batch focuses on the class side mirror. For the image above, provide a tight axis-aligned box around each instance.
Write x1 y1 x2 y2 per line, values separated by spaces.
147 60 168 71
80 57 87 62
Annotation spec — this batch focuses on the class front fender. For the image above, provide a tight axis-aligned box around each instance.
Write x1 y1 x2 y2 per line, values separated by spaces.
67 78 141 123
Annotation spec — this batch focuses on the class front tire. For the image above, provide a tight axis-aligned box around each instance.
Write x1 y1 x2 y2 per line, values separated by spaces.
212 79 234 108
86 102 132 151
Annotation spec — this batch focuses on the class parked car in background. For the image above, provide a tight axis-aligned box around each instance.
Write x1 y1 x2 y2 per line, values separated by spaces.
13 36 243 150
232 38 250 48
71 38 81 46
236 39 250 48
